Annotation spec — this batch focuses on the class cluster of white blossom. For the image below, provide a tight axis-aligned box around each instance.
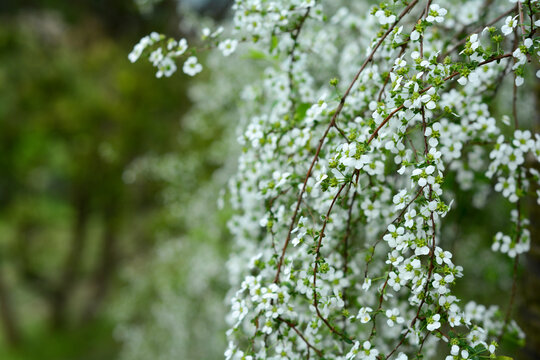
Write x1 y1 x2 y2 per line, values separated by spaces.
131 0 539 359
128 26 241 77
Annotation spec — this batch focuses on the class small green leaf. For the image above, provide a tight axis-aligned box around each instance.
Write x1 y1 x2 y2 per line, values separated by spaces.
270 35 278 52
295 102 311 121
245 49 268 60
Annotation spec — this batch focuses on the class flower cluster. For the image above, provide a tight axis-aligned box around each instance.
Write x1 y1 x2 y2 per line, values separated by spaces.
132 0 539 358
128 26 240 77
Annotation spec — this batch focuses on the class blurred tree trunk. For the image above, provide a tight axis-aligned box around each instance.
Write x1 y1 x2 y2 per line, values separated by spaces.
0 266 21 347
51 192 89 329
82 202 119 321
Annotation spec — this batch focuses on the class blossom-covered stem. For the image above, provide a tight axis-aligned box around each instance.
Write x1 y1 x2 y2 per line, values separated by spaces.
386 212 438 358
312 182 350 339
278 317 323 357
341 190 358 308
439 5 517 60
373 0 430 103
273 121 334 283
377 44 409 102
417 52 514 98
364 185 426 278
369 268 392 339
287 7 311 113
367 106 406 144
420 0 429 155
273 0 420 284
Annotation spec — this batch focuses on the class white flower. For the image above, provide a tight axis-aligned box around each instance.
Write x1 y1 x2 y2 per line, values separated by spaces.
388 271 404 291
385 308 404 327
513 47 527 68
156 56 177 78
448 311 462 327
427 313 441 331
357 307 373 323
305 94 328 124
149 48 164 66
513 130 534 152
383 224 405 249
128 33 158 63
375 9 396 25
435 247 453 265
218 39 238 57
174 38 188 56
183 56 203 76
426 4 447 23
386 250 404 266
469 34 480 50
361 341 379 360
362 278 372 291
501 16 518 36
345 341 361 360
432 273 454 294
201 27 211 40
261 319 273 334
393 189 409 210
404 209 416 228
231 299 248 323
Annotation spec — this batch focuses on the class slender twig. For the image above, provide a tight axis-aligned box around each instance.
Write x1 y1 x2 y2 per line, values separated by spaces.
342 190 358 308
312 183 351 340
278 317 324 357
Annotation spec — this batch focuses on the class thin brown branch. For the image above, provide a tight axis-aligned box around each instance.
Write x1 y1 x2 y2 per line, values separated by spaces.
278 317 324 357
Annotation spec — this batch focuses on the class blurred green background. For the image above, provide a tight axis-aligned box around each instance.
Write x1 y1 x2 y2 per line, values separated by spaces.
0 1 233 359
